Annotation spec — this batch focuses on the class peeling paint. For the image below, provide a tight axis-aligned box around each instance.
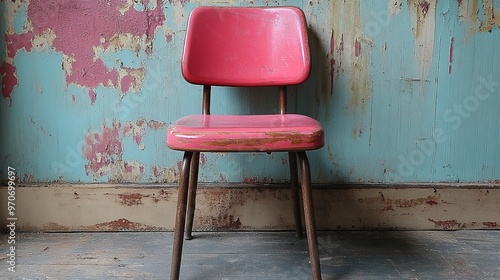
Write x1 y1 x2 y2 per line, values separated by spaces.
83 121 123 176
389 0 403 15
85 218 160 231
32 29 56 52
5 32 34 58
463 0 500 37
407 0 436 78
146 120 165 130
330 0 371 116
123 119 146 148
151 165 179 183
0 62 18 102
428 218 462 229
3 0 166 104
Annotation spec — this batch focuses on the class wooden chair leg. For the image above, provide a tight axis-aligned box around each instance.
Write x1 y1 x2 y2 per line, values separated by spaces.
297 151 322 280
288 152 303 239
185 152 200 240
170 151 192 280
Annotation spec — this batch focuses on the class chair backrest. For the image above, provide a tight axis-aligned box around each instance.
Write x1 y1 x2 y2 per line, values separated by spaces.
182 6 311 87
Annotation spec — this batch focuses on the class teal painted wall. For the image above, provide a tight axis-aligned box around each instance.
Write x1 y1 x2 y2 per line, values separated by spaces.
1 0 499 184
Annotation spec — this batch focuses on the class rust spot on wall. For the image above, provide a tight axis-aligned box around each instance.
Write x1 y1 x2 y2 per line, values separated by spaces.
428 218 462 229
118 192 144 206
152 189 170 203
85 218 160 231
41 222 71 232
482 221 498 228
361 193 443 211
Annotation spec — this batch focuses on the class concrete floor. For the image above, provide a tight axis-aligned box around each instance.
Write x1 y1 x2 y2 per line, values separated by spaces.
1 231 499 279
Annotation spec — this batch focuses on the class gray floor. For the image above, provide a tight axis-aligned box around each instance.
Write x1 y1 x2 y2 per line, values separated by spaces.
1 231 499 279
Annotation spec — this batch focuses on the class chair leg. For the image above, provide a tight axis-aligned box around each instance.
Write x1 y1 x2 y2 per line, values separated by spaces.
170 151 192 280
297 151 322 280
185 152 200 240
288 152 303 239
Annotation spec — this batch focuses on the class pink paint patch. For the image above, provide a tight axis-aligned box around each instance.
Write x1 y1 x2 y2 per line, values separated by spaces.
88 89 97 105
121 74 134 93
123 122 133 135
420 1 430 15
125 164 133 173
354 40 361 57
139 165 145 173
166 34 173 43
0 62 18 101
152 166 160 177
136 119 146 126
5 32 34 58
200 153 206 167
83 122 123 175
25 0 166 93
134 134 142 145
457 0 462 6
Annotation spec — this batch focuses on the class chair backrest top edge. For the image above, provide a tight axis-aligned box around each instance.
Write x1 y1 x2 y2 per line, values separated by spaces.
181 6 311 87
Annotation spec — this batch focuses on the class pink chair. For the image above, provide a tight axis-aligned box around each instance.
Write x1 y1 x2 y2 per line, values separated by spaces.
167 6 324 280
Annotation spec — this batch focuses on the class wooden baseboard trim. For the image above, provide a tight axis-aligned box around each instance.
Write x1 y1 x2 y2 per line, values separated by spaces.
1 183 499 231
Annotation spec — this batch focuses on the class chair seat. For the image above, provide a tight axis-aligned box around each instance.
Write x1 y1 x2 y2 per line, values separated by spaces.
167 114 324 152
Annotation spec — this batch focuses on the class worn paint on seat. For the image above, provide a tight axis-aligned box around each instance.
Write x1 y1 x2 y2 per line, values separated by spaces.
167 114 324 152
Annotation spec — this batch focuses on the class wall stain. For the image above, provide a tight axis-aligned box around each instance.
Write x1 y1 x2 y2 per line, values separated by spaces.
84 218 161 231
428 218 463 229
482 221 498 228
118 192 144 206
407 0 436 78
359 193 444 212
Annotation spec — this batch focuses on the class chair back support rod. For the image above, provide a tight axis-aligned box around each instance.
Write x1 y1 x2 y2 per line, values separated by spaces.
279 86 287 114
202 85 211 115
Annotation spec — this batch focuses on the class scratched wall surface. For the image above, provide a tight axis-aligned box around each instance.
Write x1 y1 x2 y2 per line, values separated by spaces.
0 0 499 184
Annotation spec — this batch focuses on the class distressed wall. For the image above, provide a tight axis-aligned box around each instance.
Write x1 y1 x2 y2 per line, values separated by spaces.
1 0 499 184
